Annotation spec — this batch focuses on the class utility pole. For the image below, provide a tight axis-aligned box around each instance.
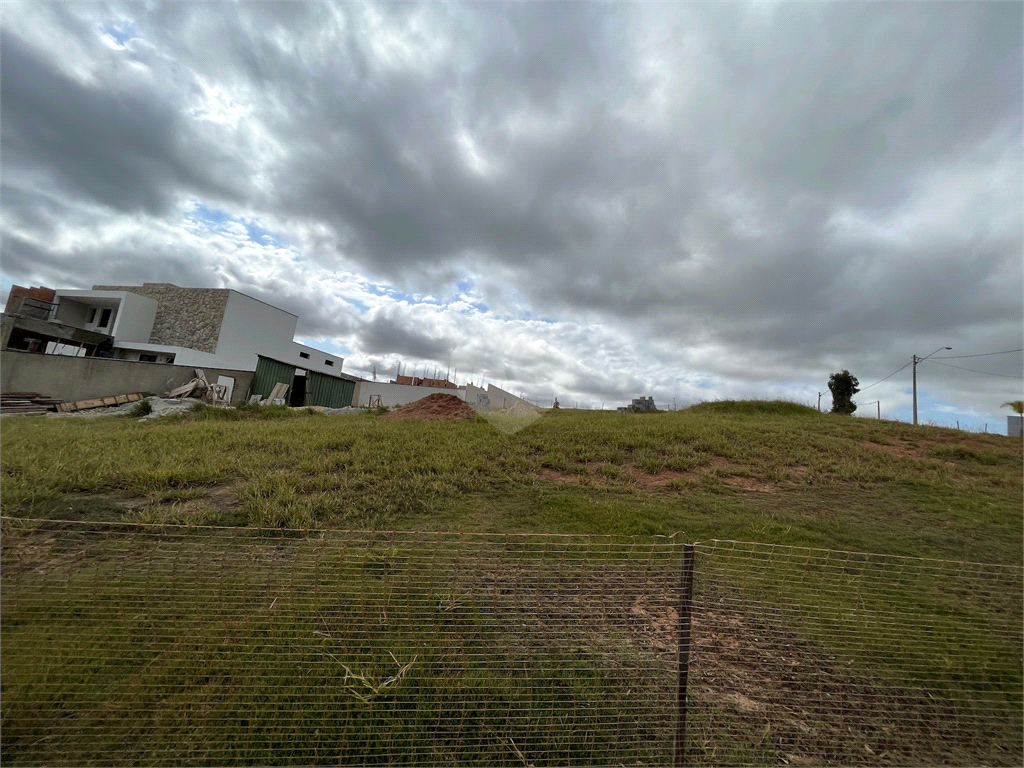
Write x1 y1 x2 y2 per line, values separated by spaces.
912 356 918 425
818 392 822 412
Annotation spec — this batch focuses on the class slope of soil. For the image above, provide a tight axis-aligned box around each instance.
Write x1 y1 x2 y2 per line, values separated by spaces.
384 393 478 421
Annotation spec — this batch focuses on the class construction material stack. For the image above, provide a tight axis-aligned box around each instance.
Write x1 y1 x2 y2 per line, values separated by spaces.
1 392 64 414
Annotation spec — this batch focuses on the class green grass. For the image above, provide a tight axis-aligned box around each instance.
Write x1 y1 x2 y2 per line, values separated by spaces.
0 529 676 766
1 400 1021 765
2 399 1019 562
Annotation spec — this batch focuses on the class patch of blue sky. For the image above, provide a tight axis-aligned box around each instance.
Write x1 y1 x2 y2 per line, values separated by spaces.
192 204 232 227
97 22 134 47
345 297 369 313
298 338 351 358
514 307 557 323
245 221 285 247
363 284 422 304
189 204 287 247
455 278 474 292
1 274 16 303
872 389 994 432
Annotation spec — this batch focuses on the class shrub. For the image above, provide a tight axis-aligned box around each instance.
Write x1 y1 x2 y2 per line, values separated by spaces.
127 399 153 418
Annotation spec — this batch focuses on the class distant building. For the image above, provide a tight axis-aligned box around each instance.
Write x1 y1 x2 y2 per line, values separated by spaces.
1 282 359 407
394 374 459 389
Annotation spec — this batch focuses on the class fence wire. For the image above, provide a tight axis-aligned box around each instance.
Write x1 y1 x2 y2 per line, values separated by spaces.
0 520 683 767
688 541 1024 767
1 521 1021 767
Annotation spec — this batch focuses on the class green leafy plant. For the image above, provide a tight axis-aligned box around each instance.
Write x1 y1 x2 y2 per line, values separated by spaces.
828 370 860 415
127 399 153 418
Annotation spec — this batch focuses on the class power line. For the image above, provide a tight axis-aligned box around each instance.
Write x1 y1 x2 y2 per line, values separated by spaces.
931 348 1023 360
923 359 1024 379
859 360 913 391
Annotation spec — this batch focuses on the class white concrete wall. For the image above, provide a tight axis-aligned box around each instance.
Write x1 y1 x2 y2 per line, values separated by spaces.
53 290 159 343
213 291 344 374
1009 415 1023 438
109 342 222 368
53 297 91 326
485 384 533 410
353 381 467 408
110 291 158 344
1 349 254 406
465 383 491 411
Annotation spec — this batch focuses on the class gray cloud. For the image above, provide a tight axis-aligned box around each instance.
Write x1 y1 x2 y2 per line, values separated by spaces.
0 30 246 216
358 309 456 362
1 1 1020 422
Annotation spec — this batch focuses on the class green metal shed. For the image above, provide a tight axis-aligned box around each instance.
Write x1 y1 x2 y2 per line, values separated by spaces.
250 356 297 401
307 370 355 408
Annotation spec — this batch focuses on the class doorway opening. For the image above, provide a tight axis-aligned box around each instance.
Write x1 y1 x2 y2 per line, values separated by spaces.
290 370 307 407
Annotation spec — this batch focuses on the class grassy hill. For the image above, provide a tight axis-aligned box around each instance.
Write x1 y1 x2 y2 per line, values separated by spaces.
2 401 1021 766
2 400 1020 563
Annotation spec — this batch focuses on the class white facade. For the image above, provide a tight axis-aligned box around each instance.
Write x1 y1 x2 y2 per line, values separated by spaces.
209 291 343 375
53 290 158 346
465 383 534 411
50 286 345 374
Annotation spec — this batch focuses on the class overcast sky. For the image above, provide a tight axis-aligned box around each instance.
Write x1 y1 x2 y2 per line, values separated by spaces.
2 1 1021 428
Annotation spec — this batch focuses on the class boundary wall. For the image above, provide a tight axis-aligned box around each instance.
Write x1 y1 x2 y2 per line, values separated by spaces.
465 383 535 411
0 350 254 406
352 381 467 408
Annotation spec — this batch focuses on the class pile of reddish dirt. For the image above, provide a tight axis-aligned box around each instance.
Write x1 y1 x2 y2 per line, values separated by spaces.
384 393 479 421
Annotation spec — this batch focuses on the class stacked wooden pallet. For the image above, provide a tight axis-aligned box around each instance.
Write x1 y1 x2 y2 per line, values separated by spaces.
56 393 150 413
1 392 64 414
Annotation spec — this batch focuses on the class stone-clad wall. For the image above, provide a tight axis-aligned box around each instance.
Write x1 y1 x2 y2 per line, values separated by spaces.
93 283 229 353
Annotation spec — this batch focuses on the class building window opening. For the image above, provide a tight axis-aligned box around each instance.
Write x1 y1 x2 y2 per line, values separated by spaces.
97 308 112 328
139 353 158 363
299 352 310 359
87 308 97 324
325 359 334 366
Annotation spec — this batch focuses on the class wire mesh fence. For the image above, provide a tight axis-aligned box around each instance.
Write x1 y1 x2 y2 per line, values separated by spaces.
1 519 1021 767
0 520 683 767
687 541 1023 767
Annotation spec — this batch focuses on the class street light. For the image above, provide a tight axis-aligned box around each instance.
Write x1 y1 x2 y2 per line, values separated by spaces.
912 347 952 425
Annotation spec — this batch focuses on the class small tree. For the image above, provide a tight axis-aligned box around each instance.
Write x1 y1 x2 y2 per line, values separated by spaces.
828 370 859 415
1001 400 1023 415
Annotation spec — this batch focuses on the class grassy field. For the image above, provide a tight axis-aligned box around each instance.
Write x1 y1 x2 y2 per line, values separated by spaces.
1 401 1021 766
1 400 1021 563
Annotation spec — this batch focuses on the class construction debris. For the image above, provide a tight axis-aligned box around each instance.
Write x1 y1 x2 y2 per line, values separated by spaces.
265 382 289 405
384 393 478 421
1 391 64 415
55 393 148 413
167 369 210 399
49 396 203 420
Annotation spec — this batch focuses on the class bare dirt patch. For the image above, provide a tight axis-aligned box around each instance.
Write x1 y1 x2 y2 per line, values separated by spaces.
860 438 924 458
861 436 997 460
537 456 780 492
384 393 478 421
688 604 1006 767
630 470 693 489
205 482 241 509
722 476 775 493
537 467 585 485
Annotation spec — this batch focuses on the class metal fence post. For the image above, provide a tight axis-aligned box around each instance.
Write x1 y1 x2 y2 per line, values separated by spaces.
675 543 696 767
